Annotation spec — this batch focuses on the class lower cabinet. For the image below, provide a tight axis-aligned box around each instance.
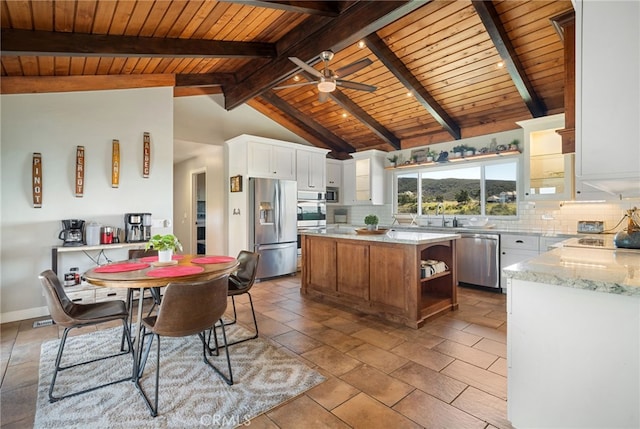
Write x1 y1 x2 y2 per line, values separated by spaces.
65 285 128 304
336 242 369 300
500 234 539 289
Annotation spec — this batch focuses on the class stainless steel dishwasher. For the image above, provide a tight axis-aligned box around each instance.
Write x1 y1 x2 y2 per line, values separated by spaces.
456 233 501 291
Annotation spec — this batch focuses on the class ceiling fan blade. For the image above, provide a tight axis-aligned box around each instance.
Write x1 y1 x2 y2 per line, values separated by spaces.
288 57 322 78
273 81 317 90
336 80 377 92
318 91 329 103
334 58 373 78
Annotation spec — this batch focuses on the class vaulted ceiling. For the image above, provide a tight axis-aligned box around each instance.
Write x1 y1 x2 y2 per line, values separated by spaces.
1 0 574 159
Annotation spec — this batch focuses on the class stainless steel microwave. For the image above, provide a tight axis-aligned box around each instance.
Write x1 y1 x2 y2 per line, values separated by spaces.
326 187 339 203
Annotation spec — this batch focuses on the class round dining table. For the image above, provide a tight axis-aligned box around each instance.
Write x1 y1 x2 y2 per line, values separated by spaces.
84 254 239 383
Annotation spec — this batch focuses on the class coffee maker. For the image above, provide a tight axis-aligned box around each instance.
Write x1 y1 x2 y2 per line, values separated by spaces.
125 213 152 242
58 219 85 246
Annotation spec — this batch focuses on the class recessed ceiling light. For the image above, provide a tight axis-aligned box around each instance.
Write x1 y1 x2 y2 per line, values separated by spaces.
293 75 300 82
357 40 366 49
496 61 504 68
342 112 348 118
406 91 413 97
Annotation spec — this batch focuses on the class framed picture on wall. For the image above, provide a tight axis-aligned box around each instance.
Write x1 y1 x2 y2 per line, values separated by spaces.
230 175 242 192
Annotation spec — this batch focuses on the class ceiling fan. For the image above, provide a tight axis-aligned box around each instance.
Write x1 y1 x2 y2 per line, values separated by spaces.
274 50 377 102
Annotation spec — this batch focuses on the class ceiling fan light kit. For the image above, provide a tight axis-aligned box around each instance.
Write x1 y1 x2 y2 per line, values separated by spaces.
317 77 336 93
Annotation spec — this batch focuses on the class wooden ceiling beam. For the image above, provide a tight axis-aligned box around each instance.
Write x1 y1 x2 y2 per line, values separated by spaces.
296 72 401 150
224 1 426 110
220 1 344 17
259 91 356 153
365 33 461 140
0 29 276 59
174 87 224 97
0 74 175 95
471 0 546 118
175 73 237 87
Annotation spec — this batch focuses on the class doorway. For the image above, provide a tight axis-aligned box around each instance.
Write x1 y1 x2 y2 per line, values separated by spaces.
193 171 206 255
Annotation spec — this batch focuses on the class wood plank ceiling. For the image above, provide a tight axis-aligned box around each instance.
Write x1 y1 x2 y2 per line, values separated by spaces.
1 0 574 158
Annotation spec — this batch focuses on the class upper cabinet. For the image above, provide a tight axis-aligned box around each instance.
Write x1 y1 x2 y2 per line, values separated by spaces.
296 148 329 191
343 150 388 205
575 0 640 198
248 141 296 180
326 159 342 188
518 114 574 201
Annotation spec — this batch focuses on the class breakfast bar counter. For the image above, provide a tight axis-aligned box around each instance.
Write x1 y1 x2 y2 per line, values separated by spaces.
503 245 640 428
301 230 460 329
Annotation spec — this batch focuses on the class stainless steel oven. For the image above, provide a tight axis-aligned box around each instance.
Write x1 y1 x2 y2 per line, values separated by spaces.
297 191 326 227
297 191 326 256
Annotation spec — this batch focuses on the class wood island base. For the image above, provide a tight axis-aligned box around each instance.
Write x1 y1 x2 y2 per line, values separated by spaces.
301 232 459 329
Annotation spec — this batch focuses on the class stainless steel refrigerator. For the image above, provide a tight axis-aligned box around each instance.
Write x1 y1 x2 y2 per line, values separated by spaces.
249 178 298 279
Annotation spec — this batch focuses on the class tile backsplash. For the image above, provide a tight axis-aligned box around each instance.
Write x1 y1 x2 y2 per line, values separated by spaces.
328 199 639 235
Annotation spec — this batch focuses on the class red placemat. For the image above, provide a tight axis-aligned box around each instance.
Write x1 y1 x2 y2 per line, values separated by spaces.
94 262 150 273
191 256 236 264
139 255 184 262
146 266 205 278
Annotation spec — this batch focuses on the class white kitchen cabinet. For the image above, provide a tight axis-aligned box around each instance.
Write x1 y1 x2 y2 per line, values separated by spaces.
517 114 574 201
575 0 640 198
247 141 296 180
326 159 342 187
343 150 388 205
500 234 539 289
342 160 356 205
296 148 329 191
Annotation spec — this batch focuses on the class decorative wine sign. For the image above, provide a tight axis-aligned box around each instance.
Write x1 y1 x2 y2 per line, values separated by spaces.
143 132 151 178
32 153 43 208
75 146 85 197
112 139 120 188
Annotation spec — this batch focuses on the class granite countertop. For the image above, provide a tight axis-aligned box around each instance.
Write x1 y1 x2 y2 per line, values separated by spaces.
328 223 579 239
503 246 640 296
304 229 460 245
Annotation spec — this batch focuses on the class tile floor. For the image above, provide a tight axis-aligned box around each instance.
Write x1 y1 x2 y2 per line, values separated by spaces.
0 274 512 428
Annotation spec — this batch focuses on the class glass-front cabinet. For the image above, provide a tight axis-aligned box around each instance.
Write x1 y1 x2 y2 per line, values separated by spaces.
518 114 574 201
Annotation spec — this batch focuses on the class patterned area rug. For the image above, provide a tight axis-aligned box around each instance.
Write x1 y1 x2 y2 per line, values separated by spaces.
34 324 326 428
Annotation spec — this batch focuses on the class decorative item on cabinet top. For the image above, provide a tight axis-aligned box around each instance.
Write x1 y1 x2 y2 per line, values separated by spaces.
385 148 521 169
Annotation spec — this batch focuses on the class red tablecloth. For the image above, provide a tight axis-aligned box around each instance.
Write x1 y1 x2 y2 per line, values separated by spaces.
146 266 205 278
94 262 150 273
139 255 184 262
191 256 236 264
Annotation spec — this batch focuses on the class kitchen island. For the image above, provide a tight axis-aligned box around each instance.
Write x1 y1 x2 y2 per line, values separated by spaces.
503 245 640 428
301 230 460 328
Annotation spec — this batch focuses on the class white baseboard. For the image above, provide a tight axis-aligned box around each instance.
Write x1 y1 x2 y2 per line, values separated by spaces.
1 306 50 324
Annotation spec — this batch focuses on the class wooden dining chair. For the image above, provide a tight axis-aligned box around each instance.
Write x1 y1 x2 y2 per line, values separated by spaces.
38 270 133 403
135 274 233 417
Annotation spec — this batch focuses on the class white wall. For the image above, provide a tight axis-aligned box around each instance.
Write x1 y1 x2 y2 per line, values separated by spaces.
173 146 225 256
0 87 174 322
172 94 312 258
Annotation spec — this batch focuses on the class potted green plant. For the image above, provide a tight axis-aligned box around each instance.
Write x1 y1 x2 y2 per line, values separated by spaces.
464 145 476 157
387 154 399 167
145 233 183 262
426 148 437 162
452 145 465 158
509 139 520 151
364 214 379 231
